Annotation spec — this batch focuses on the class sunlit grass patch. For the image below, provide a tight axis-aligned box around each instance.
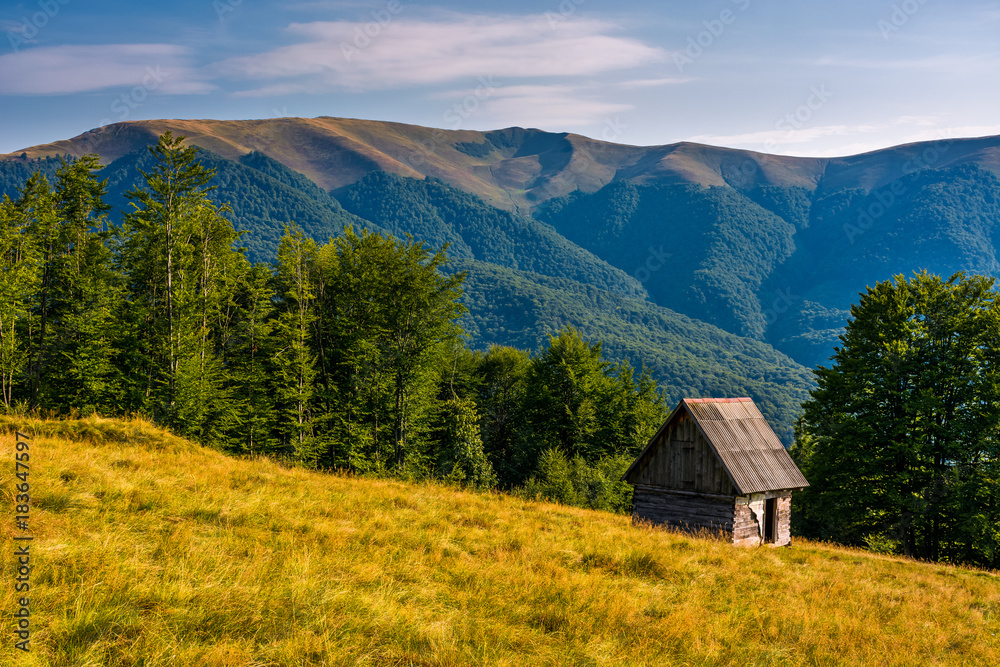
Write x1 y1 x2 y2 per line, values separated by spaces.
1 417 998 666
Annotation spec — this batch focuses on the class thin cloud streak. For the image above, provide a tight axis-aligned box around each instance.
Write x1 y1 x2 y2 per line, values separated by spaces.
687 118 1000 158
215 15 665 93
474 85 632 129
0 44 214 95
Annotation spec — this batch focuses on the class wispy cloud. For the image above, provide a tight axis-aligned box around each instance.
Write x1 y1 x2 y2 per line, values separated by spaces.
687 117 1000 157
814 53 998 73
467 85 633 129
0 44 214 95
216 14 665 94
618 77 693 88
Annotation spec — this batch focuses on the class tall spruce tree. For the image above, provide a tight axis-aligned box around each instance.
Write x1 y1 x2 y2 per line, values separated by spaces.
227 262 280 455
272 226 320 461
0 195 37 409
117 132 216 418
18 173 61 407
41 156 122 414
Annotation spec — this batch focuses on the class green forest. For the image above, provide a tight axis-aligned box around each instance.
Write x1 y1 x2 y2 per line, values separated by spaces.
0 140 816 444
0 133 670 510
793 272 1000 568
5 132 1000 567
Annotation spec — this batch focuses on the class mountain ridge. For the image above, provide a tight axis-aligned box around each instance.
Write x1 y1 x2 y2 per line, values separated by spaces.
5 117 1000 428
6 118 999 213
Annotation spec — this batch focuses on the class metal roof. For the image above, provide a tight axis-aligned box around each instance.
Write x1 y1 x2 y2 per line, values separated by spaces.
622 397 809 495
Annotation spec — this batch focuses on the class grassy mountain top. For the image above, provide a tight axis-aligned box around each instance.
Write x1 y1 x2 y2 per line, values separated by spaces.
3 417 998 666
6 118 999 212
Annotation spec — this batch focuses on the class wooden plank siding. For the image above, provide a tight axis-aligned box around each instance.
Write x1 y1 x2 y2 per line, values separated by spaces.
732 491 794 547
627 412 736 496
632 485 735 534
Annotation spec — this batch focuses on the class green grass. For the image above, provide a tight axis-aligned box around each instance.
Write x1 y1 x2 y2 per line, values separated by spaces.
1 415 999 666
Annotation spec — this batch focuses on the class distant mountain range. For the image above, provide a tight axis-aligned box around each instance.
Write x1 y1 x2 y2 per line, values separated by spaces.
5 118 1000 440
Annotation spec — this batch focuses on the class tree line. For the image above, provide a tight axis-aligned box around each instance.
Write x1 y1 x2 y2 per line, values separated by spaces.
0 132 667 509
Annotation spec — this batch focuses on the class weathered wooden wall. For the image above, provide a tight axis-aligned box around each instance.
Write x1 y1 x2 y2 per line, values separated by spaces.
631 484 736 536
628 412 735 495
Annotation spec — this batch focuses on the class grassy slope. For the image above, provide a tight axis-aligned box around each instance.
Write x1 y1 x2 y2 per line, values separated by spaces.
2 418 998 666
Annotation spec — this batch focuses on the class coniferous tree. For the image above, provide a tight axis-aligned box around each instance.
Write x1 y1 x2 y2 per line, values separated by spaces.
272 226 320 462
170 202 248 444
117 131 218 421
227 262 280 455
40 156 122 414
18 173 61 407
0 196 37 409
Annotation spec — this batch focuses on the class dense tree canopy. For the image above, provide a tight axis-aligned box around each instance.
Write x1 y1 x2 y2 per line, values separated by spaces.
794 272 1000 566
0 133 670 513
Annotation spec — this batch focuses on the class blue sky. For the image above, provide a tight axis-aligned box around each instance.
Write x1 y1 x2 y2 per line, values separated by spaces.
1 0 998 157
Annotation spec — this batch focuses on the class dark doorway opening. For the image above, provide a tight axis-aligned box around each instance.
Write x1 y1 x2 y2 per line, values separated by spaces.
764 497 776 543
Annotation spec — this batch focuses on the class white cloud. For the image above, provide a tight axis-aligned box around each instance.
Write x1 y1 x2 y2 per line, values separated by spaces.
814 53 997 73
686 117 1000 158
618 77 693 88
462 85 633 129
216 14 665 94
0 44 214 95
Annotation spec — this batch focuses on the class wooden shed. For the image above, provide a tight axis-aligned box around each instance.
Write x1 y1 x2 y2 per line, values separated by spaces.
621 397 808 546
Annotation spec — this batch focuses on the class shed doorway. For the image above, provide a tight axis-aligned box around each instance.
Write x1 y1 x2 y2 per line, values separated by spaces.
763 498 777 543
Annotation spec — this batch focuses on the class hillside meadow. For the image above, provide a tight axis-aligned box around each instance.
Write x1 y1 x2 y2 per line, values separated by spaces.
1 416 998 666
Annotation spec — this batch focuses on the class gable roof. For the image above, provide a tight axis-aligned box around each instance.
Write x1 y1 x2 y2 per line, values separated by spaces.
622 397 809 495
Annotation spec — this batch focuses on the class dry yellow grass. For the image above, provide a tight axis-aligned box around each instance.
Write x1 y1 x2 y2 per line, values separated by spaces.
1 415 998 666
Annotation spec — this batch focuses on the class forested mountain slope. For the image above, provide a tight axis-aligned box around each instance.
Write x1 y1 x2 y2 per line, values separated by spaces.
539 163 1000 367
0 145 812 441
456 259 812 442
5 119 1000 406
